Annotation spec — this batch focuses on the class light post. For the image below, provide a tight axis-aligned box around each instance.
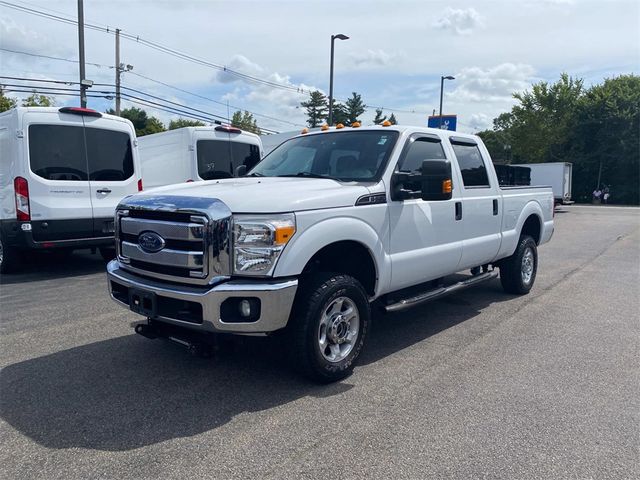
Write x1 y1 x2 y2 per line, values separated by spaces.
439 75 455 128
328 33 349 126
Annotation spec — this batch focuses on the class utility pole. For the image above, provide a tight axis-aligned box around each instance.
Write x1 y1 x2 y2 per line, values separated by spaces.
115 28 121 115
77 0 87 107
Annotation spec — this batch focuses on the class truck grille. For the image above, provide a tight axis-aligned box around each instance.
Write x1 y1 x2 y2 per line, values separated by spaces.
115 199 231 285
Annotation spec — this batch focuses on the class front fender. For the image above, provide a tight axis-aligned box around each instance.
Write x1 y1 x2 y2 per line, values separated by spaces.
274 216 390 297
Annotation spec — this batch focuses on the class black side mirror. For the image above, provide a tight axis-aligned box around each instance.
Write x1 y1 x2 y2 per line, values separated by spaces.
421 160 453 201
235 165 247 177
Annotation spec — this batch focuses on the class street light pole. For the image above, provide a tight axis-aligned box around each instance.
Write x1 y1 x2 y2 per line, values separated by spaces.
439 75 455 129
77 0 87 107
328 33 349 126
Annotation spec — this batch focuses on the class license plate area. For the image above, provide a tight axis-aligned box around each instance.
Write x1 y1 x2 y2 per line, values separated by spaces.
129 289 157 317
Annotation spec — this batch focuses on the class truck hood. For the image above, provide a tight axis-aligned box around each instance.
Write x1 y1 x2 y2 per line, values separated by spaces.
133 177 372 213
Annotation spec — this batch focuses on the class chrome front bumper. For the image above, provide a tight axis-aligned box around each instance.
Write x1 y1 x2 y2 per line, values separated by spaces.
107 260 298 334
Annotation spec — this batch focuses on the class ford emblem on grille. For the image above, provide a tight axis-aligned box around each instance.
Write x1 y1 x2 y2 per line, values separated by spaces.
138 231 165 253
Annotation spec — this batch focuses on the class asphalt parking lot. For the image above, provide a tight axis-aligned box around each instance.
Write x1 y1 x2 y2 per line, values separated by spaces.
1 205 638 479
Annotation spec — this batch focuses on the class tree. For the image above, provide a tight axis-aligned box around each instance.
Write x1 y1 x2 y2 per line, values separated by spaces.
22 92 54 107
388 113 398 125
343 92 366 126
373 108 387 125
106 106 166 136
231 110 261 134
301 90 328 127
169 118 206 129
330 99 349 126
0 88 17 113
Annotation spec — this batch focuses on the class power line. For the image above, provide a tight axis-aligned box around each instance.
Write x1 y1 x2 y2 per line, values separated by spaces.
0 46 112 68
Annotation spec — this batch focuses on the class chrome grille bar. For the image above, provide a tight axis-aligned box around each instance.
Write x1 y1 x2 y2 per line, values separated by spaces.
121 241 204 268
121 217 204 241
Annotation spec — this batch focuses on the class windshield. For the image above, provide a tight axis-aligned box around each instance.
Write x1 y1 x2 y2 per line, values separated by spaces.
249 130 399 182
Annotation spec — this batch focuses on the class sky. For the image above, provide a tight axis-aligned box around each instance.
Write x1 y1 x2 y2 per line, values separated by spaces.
1 0 638 134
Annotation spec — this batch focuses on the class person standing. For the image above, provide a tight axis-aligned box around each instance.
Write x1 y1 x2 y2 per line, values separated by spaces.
593 188 602 204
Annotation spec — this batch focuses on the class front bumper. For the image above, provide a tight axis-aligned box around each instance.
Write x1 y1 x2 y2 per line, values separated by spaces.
107 260 298 334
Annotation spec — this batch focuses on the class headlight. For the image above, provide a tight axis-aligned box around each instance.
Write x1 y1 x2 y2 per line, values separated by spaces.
233 214 296 275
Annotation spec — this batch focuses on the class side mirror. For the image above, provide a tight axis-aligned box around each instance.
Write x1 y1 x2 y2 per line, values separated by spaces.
235 165 247 177
421 160 453 201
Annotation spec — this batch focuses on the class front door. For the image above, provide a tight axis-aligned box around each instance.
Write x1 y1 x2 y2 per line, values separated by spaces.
388 134 463 290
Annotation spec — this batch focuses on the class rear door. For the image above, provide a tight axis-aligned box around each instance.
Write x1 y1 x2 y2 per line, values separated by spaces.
24 111 94 242
449 136 502 269
83 115 138 236
194 130 261 180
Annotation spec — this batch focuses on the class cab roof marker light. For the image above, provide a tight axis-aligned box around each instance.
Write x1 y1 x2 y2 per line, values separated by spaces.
351 122 361 128
382 120 392 127
301 127 309 134
58 107 102 117
336 123 345 129
321 124 329 131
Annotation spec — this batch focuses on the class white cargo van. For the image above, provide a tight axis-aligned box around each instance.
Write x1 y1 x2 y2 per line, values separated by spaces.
0 106 142 273
138 125 263 189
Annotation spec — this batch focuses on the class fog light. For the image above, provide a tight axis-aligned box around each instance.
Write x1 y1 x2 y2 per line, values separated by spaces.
239 299 252 317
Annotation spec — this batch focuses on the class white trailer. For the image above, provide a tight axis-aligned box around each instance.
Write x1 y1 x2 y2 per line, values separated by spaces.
138 125 263 189
511 162 573 204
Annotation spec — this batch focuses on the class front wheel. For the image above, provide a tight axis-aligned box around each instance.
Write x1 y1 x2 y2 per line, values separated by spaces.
287 273 370 383
499 235 538 294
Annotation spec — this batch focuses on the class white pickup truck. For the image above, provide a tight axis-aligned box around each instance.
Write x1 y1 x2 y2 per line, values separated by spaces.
107 124 554 382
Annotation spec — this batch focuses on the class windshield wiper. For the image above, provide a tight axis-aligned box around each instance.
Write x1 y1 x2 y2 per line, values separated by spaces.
246 172 264 177
277 172 330 179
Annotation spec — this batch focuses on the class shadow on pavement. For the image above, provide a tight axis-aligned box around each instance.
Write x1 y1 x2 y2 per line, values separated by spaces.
0 279 513 452
0 250 107 285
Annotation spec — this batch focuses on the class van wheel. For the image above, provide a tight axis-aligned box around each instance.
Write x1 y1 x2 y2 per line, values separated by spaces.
0 237 21 274
287 273 370 383
499 235 538 295
99 247 116 262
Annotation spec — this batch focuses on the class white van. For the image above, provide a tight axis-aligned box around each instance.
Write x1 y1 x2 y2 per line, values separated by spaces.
138 125 263 189
0 106 142 273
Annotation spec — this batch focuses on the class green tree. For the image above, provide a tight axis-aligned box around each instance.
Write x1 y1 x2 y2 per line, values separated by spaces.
231 110 261 134
301 90 328 127
388 113 398 125
106 106 166 136
22 92 54 107
343 92 366 126
330 99 349 126
169 118 206 129
373 108 387 125
0 88 17 112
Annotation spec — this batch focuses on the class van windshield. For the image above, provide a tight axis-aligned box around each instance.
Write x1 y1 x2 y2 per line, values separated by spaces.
28 125 133 181
197 140 261 180
248 130 399 182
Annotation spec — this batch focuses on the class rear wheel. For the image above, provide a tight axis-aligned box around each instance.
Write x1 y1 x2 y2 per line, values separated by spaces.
287 273 370 383
0 237 22 274
499 235 538 294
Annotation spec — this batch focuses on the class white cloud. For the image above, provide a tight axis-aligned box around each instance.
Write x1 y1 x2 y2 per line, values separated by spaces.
215 54 265 84
468 113 492 131
433 8 484 35
349 49 402 68
450 63 536 102
0 16 69 56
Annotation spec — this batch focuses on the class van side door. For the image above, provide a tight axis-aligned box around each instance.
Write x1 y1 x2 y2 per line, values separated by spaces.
448 136 502 269
387 134 463 290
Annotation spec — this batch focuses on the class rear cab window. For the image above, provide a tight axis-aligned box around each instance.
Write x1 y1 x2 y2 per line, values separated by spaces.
196 139 261 180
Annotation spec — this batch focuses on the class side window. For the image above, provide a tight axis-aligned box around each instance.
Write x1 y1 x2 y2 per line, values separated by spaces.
451 142 490 187
397 137 446 192
85 128 134 181
28 125 88 181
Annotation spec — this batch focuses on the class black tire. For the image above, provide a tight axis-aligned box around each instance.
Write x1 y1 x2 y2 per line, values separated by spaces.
99 247 116 262
287 273 370 383
0 237 22 274
499 235 538 295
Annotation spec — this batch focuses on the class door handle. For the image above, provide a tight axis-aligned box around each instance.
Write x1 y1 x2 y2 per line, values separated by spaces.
493 199 498 215
455 201 462 221
96 188 112 194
